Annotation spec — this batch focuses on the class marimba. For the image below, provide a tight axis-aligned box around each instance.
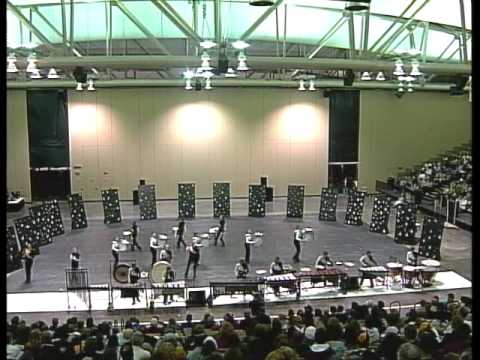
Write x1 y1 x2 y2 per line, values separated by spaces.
263 273 298 296
296 268 347 286
209 281 263 305
151 281 186 298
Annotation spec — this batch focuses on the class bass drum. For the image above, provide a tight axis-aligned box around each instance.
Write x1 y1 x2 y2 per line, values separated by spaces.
150 261 170 284
114 263 130 283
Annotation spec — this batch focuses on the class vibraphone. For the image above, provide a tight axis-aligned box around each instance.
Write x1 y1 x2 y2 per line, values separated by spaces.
209 281 264 306
151 281 186 299
262 273 298 297
296 268 347 292
358 266 388 287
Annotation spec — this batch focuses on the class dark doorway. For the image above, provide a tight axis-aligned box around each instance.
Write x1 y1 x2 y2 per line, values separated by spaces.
27 90 70 201
328 163 358 194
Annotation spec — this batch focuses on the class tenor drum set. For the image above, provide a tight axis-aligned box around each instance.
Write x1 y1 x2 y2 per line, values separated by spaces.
301 227 314 242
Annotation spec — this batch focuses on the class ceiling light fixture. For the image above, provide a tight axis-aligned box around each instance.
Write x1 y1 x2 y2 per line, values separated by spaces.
200 52 213 71
26 53 38 73
249 0 274 6
393 59 405 76
360 71 371 81
237 52 249 71
308 79 316 91
47 68 59 79
376 72 386 81
7 53 18 73
205 77 212 90
232 40 250 50
224 67 238 78
410 60 423 76
185 78 193 90
30 69 42 79
76 82 83 91
200 40 217 49
87 78 96 91
298 79 306 91
345 1 370 11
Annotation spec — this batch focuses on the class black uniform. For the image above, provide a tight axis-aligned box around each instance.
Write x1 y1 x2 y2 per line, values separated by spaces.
177 220 187 249
214 218 226 246
163 267 175 304
112 243 120 268
185 243 200 279
245 234 253 264
292 229 302 263
150 237 159 265
23 247 34 283
130 223 142 251
70 252 80 269
128 266 141 304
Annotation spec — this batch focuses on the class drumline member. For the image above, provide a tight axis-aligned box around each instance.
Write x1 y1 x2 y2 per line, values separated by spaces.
22 242 35 284
163 265 175 305
269 257 284 297
359 251 379 288
184 235 201 279
150 233 161 266
214 215 226 247
234 259 250 279
130 222 142 251
159 244 173 263
176 218 187 249
244 229 254 264
406 247 418 266
292 226 303 263
128 264 141 305
112 238 121 268
70 247 80 269
315 251 334 267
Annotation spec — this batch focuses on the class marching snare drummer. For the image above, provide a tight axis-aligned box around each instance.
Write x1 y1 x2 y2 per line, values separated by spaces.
176 218 187 249
163 265 175 305
406 246 418 266
159 244 173 263
292 226 303 263
150 233 161 265
184 235 201 279
214 215 226 247
112 238 121 268
315 251 334 267
70 247 80 269
234 259 250 279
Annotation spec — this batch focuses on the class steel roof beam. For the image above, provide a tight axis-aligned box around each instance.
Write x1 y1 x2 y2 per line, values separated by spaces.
240 0 284 41
459 0 469 62
308 15 349 59
150 0 202 44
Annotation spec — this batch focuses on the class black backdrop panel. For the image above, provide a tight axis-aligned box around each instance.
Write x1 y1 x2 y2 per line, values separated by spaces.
394 203 417 244
287 185 305 218
14 216 42 249
249 184 266 217
29 205 53 246
101 189 122 224
7 226 23 273
213 182 231 218
344 191 366 225
418 216 444 260
42 199 65 236
369 196 391 234
178 183 196 218
139 184 157 220
319 187 338 221
67 193 88 230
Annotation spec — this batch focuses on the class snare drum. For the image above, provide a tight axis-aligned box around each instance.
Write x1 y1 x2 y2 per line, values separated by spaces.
253 232 263 247
420 267 438 286
123 230 132 238
209 226 219 235
114 264 130 283
386 262 403 277
199 233 210 247
172 226 178 237
402 265 420 283
301 228 314 242
118 243 128 252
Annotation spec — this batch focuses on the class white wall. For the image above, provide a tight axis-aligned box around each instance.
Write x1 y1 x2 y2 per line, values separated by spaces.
68 88 330 200
7 90 31 201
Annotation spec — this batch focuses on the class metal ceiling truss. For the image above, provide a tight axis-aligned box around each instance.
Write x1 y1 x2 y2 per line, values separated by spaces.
240 0 284 41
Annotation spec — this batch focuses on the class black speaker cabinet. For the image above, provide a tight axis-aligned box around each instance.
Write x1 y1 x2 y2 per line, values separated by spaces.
139 179 146 186
133 190 139 205
260 177 268 186
187 290 206 307
266 187 274 202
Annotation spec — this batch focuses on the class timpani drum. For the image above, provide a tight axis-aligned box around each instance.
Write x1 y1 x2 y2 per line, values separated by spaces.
301 228 314 242
386 262 403 277
421 259 441 267
402 265 420 286
150 261 170 284
114 263 130 283
158 233 168 247
118 239 129 252
253 232 264 247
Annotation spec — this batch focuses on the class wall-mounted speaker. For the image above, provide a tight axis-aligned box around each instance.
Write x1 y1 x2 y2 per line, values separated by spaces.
344 70 355 86
73 67 88 84
187 290 206 307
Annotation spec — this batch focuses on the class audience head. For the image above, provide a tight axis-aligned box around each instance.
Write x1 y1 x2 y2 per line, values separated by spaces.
397 342 421 360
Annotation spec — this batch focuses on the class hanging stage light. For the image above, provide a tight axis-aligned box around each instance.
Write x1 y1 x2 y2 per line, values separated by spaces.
308 79 316 91
360 71 371 81
393 59 405 76
205 78 212 90
409 59 423 76
200 40 217 49
76 82 83 91
232 40 250 50
249 0 274 6
225 67 238 78
87 79 96 91
298 79 306 91
407 82 414 93
376 71 386 81
26 53 38 73
7 54 18 73
237 52 249 71
200 52 213 71
345 1 371 11
30 69 42 79
47 68 59 79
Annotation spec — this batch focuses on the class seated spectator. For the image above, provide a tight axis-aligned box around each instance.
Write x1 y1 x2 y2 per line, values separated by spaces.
326 318 346 360
304 327 334 360
377 327 403 360
215 321 236 350
119 343 134 360
132 331 150 360
397 343 421 360
103 335 120 360
145 317 162 335
265 346 300 360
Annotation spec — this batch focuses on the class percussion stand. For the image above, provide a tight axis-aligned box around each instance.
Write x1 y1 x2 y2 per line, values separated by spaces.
108 260 114 311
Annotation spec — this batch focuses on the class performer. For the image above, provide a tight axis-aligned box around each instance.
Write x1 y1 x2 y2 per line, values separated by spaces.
269 257 284 297
177 218 187 249
159 245 173 263
406 247 418 266
315 251 334 267
70 247 80 269
22 242 35 284
163 265 175 305
112 238 120 268
149 233 161 266
128 264 141 305
234 259 249 279
214 215 226 247
292 226 303 263
244 229 254 264
130 222 142 251
359 251 379 288
184 237 201 279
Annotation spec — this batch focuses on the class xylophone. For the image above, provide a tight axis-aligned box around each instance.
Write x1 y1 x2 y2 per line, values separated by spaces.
151 280 186 298
359 266 388 277
296 268 347 286
263 273 298 296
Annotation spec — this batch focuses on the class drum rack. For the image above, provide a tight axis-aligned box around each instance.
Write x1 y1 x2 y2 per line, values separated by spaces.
65 268 92 311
